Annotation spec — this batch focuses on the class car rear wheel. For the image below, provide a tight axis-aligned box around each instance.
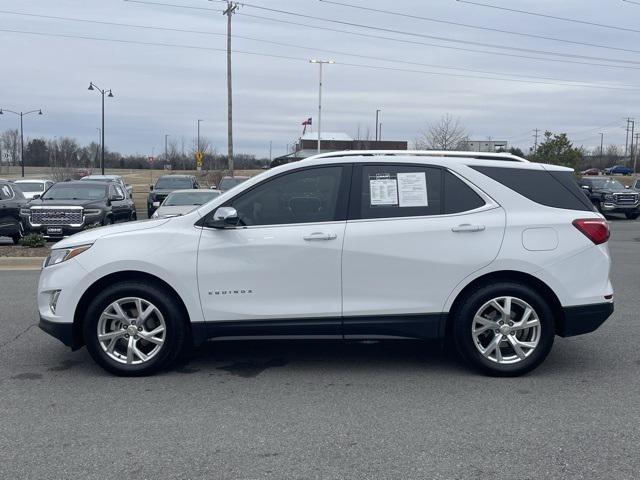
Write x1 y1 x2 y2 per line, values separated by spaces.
453 282 555 376
83 281 187 376
625 212 639 220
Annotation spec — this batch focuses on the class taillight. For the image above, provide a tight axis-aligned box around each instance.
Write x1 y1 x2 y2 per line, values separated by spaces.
572 218 610 245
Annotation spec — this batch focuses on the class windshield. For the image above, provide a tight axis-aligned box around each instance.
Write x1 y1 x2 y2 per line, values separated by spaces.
155 177 192 189
586 178 625 190
164 191 220 206
42 183 106 200
219 177 247 190
16 182 45 192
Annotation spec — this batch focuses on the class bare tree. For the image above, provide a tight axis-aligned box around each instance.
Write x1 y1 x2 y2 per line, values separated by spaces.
416 114 469 150
1 129 20 166
48 138 80 181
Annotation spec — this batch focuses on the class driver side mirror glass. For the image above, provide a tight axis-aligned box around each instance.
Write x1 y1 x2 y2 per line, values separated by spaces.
33 194 41 200
207 206 239 228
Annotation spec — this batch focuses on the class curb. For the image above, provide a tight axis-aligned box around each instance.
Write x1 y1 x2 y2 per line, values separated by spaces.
0 257 45 271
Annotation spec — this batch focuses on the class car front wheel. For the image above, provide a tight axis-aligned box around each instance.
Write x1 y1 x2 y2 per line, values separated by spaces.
453 282 555 376
83 281 187 376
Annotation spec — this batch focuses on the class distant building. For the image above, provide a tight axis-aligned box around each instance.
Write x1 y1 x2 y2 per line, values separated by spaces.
272 132 408 167
462 140 508 152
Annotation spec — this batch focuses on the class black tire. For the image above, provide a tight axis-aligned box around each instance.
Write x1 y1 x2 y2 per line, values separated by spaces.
83 281 187 376
452 282 555 377
625 212 639 220
11 222 24 245
101 215 114 226
130 211 137 221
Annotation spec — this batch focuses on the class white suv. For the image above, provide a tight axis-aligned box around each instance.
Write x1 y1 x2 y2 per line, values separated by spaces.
37 151 614 376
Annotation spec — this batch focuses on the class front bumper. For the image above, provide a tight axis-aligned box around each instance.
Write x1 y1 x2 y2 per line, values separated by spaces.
601 202 639 213
557 302 614 337
39 316 77 348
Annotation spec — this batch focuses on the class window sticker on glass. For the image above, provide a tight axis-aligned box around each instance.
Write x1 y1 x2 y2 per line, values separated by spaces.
369 174 398 206
397 172 428 207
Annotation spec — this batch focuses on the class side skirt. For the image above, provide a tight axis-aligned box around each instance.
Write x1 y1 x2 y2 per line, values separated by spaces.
201 313 446 341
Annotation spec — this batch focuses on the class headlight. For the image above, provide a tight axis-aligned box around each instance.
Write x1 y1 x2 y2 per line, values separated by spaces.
84 209 102 215
44 244 92 268
20 207 31 215
604 194 614 201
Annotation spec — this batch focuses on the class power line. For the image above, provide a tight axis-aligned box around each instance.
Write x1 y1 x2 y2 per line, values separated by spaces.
237 11 640 72
456 0 640 34
3 10 634 85
125 0 640 65
121 0 640 70
319 0 640 55
3 27 640 91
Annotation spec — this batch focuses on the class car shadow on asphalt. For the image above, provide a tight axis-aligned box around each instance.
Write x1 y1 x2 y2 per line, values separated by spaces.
170 339 466 378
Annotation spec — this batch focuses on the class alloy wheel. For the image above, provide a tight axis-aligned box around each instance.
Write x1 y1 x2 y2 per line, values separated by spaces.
97 297 166 365
471 296 541 365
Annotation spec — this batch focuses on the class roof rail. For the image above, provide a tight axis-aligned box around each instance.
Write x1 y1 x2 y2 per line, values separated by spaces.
303 150 529 163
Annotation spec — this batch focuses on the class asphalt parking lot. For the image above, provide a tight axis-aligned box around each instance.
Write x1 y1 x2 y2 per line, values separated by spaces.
0 220 639 479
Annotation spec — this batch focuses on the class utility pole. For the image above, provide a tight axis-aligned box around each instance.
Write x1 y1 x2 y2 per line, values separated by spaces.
630 120 636 167
379 123 383 141
599 133 604 164
624 118 633 158
533 128 540 154
309 59 334 154
165 134 170 166
633 133 640 175
375 109 381 142
223 1 238 176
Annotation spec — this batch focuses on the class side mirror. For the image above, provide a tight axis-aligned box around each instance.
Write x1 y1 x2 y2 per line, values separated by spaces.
581 185 591 191
149 185 154 191
208 206 239 228
33 194 40 200
210 185 217 190
109 194 125 201
625 185 630 189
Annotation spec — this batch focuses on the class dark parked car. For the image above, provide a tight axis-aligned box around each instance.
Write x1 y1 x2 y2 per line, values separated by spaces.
604 165 633 176
580 168 601 176
578 177 640 219
217 175 249 192
21 180 137 238
0 181 27 244
148 175 199 217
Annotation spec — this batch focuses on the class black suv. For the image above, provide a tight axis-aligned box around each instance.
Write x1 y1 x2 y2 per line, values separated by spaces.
148 175 199 217
0 181 27 244
579 177 640 219
21 180 137 238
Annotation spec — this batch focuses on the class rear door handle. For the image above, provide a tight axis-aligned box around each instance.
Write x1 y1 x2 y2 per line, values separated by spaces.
303 232 337 241
451 224 486 233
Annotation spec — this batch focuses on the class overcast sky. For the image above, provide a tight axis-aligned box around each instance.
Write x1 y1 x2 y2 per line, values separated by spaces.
1 0 640 158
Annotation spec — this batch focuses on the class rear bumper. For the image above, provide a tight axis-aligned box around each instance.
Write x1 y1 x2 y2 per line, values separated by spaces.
39 317 78 349
558 302 614 337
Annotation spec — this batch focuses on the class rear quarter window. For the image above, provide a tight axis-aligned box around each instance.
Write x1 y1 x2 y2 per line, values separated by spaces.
472 166 595 212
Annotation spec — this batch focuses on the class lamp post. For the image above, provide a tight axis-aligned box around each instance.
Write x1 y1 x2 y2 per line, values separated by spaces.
87 82 114 175
309 59 334 153
165 134 170 165
0 108 43 177
375 109 381 142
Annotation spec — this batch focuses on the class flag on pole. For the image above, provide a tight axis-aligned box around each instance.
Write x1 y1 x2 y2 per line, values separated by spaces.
302 117 312 135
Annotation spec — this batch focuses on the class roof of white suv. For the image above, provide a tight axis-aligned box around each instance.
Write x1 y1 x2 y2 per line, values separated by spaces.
306 150 529 163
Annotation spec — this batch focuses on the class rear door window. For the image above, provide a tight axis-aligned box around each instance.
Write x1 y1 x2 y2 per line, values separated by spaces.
472 166 594 212
353 164 443 219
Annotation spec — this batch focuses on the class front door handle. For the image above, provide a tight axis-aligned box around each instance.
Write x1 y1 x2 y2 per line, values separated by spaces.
451 224 486 233
303 232 337 241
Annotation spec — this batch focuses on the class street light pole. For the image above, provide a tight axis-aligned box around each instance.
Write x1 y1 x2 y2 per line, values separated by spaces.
309 59 334 154
165 134 170 165
375 109 381 142
0 108 43 177
197 119 202 154
599 133 604 164
88 82 113 175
